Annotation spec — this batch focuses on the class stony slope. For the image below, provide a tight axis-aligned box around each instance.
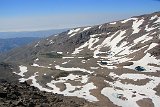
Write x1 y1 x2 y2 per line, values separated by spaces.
0 63 97 107
0 62 19 83
0 81 97 107
1 11 160 107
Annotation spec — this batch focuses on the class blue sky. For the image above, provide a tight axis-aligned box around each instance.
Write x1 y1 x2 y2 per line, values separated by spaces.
0 0 160 32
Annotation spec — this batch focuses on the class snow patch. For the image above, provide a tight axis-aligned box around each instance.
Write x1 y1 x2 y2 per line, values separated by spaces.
145 25 157 32
35 58 39 61
55 65 92 74
57 52 63 54
68 28 80 34
132 19 144 34
62 60 70 65
19 72 52 92
90 67 99 69
13 65 28 77
72 34 101 54
83 27 91 31
102 72 160 107
99 25 102 29
31 63 51 69
34 41 40 47
124 53 160 72
46 74 98 102
134 33 149 44
121 18 137 23
144 43 158 53
62 57 74 59
81 60 86 63
150 15 158 20
110 22 116 24
49 40 54 44
69 33 76 37
154 16 160 23
72 41 89 54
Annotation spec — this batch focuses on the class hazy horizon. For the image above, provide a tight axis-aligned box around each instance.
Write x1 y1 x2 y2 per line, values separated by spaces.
0 0 160 32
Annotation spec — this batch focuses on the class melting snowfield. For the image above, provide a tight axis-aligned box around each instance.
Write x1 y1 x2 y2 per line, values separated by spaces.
101 73 160 107
13 14 160 107
16 65 98 102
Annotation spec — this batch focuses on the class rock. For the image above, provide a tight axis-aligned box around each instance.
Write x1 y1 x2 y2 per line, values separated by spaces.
132 94 136 97
10 94 18 100
100 61 108 65
16 100 25 106
135 66 146 71
0 79 7 83
26 79 33 85
28 102 36 107
0 92 7 98
0 80 97 107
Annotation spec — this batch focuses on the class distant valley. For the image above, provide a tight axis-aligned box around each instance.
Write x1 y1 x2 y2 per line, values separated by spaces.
0 29 68 53
0 37 40 53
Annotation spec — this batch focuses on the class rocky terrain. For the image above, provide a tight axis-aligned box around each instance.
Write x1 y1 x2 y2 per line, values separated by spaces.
0 11 160 107
0 63 97 107
0 81 98 107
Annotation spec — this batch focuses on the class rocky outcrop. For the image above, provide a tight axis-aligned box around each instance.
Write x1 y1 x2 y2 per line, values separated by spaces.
0 81 97 107
0 62 19 83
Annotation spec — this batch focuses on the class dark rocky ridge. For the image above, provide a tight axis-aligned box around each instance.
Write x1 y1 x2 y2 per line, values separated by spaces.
0 81 97 107
0 62 19 83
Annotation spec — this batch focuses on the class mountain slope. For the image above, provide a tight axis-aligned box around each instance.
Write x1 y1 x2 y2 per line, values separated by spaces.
2 12 160 107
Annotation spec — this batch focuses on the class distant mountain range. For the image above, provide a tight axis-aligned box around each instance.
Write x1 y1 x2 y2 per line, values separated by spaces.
0 37 41 53
0 29 68 53
0 29 69 39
